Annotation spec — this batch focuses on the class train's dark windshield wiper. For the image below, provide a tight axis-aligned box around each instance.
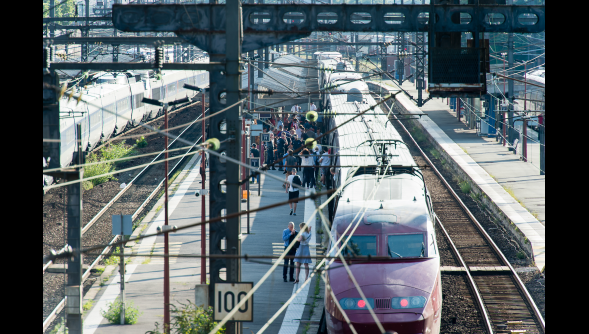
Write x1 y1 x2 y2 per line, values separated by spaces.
388 244 403 258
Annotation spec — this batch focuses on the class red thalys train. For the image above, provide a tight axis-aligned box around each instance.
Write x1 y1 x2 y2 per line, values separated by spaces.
317 74 442 334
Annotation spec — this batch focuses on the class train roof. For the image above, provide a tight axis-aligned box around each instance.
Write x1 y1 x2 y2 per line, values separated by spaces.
329 93 415 175
329 72 363 83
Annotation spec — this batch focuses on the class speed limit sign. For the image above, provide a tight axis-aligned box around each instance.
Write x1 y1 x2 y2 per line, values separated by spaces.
213 282 254 322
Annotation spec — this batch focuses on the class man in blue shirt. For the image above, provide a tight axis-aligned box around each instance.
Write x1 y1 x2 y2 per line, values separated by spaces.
282 222 298 282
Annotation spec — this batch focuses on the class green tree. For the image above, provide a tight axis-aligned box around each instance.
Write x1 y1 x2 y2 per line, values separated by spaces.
43 0 76 19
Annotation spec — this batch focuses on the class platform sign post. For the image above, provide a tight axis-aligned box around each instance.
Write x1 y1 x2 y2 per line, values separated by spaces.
112 214 132 324
214 282 253 322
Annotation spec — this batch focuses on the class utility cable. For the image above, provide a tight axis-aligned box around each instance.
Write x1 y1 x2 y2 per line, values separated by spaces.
258 160 395 334
207 169 358 334
457 99 545 174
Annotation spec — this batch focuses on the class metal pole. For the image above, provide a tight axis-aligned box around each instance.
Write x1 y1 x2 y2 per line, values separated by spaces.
457 98 461 122
503 109 507 146
522 118 527 162
66 124 84 334
247 135 250 235
226 0 243 332
540 116 545 175
49 0 55 38
507 1 515 150
120 213 125 325
164 105 170 333
201 92 207 285
82 0 89 62
242 118 246 196
524 62 527 111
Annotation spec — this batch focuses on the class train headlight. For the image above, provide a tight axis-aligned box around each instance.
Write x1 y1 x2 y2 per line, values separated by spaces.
391 296 427 309
339 298 375 310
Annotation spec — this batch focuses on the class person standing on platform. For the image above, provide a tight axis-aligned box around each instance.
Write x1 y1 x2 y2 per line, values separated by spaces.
282 222 298 282
305 127 316 141
319 147 331 186
315 127 323 144
285 149 297 178
301 126 308 141
312 146 321 187
267 133 276 170
292 135 303 168
310 102 317 112
295 123 303 139
299 148 315 188
250 143 260 184
286 168 301 216
284 116 292 132
276 132 287 171
294 222 312 284
276 117 284 131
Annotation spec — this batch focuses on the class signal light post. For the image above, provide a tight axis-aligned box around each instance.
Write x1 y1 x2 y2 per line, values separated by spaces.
164 102 170 333
201 91 207 285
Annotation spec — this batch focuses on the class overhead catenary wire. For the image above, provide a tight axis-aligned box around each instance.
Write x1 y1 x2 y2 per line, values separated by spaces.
258 161 396 334
44 189 335 264
206 169 358 334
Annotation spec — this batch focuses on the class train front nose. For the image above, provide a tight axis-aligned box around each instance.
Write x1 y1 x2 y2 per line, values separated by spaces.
326 281 440 334
327 310 428 334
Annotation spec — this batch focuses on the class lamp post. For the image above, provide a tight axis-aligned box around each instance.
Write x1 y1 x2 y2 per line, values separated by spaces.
397 49 408 84
501 52 507 147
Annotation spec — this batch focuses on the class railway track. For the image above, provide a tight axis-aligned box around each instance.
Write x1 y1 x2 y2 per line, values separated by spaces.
380 97 545 334
42 105 207 332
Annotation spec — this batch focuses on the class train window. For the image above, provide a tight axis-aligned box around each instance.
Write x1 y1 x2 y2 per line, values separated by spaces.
341 236 377 257
104 103 115 122
152 87 161 101
90 110 101 130
167 83 176 96
134 93 144 108
344 177 402 201
387 234 425 258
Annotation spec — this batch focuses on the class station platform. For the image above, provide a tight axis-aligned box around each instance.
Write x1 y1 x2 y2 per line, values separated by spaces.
378 80 545 272
81 152 318 334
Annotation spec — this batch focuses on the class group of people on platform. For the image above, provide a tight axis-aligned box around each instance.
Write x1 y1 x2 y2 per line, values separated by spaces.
240 104 338 284
248 103 337 216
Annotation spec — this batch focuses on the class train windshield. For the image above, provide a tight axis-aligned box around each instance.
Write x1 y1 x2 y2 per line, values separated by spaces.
340 236 377 257
387 234 425 258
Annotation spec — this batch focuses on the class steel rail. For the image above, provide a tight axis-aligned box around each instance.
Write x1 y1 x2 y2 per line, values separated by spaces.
92 99 202 153
388 103 545 333
43 130 205 332
43 108 206 274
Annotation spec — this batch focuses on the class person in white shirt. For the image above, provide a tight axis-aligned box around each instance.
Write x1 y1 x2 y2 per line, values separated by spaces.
299 148 315 188
310 102 317 111
295 125 303 139
291 104 299 114
319 147 331 185
276 117 284 130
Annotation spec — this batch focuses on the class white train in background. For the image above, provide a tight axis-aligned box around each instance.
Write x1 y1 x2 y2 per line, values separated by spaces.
56 68 209 171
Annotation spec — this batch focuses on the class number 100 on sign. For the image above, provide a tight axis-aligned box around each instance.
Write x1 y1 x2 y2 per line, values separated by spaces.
214 282 253 322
